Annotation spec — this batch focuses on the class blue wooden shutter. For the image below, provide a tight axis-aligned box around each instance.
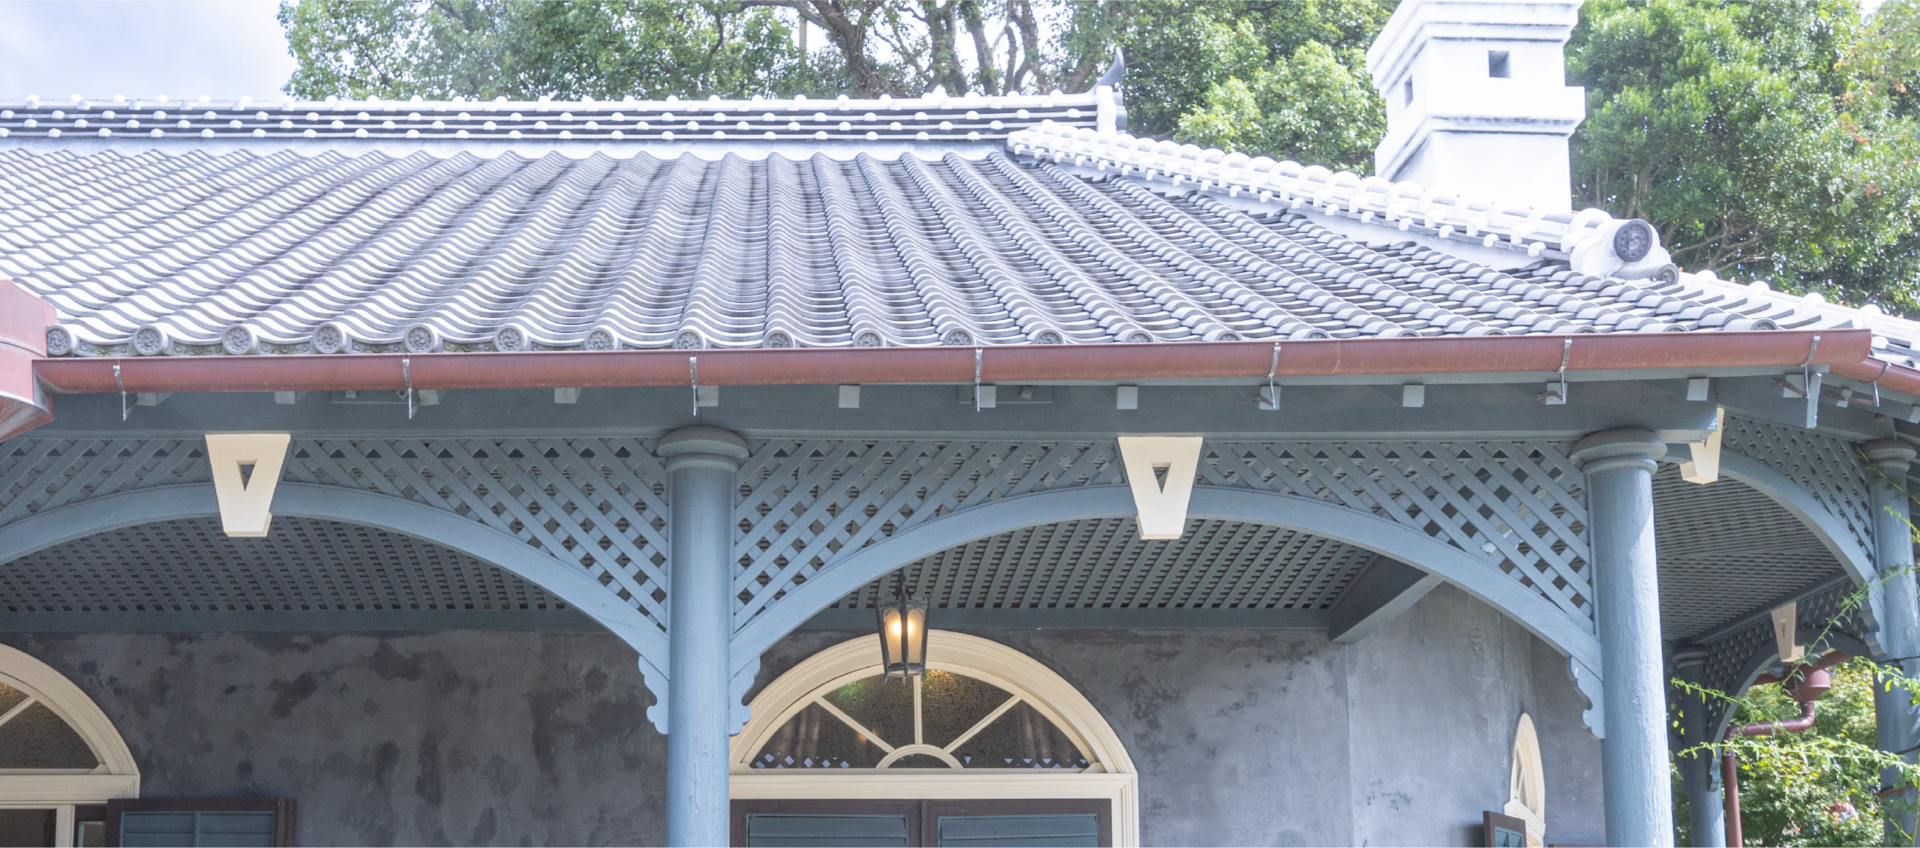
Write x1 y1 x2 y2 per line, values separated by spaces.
744 813 911 847
936 814 1100 847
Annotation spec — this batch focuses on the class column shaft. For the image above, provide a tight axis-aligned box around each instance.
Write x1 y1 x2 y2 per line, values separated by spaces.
1575 430 1674 847
1870 440 1918 845
661 427 748 848
1672 651 1725 847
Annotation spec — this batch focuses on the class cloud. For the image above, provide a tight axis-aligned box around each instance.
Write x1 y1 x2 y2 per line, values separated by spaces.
0 1 296 100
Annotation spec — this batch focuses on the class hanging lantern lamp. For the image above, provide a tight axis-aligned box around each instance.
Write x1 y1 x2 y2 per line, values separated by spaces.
877 571 929 682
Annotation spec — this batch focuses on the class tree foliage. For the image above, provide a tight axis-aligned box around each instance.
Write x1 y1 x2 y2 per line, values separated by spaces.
279 1 811 100
1568 0 1920 311
1676 659 1896 847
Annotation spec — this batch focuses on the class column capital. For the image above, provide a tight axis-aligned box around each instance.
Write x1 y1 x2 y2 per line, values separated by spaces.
1571 429 1666 474
658 426 748 472
1866 439 1916 473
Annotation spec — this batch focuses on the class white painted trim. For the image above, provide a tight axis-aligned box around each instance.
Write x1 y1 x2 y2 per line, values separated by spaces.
1505 713 1545 847
204 433 290 537
0 643 139 785
0 774 140 804
1117 436 1202 539
1680 407 1724 484
1772 602 1806 663
732 632 1139 846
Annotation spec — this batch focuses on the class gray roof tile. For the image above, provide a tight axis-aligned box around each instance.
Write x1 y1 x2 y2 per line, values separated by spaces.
2 119 1915 361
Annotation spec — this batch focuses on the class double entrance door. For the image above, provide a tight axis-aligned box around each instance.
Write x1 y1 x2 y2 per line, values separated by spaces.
732 799 1109 847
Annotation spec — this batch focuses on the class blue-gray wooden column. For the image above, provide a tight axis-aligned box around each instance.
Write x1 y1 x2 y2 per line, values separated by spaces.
659 426 749 848
1869 439 1919 845
1671 649 1725 847
1573 429 1674 847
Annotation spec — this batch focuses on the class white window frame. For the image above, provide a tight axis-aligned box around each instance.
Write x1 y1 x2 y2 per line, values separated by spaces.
0 643 140 846
731 631 1140 847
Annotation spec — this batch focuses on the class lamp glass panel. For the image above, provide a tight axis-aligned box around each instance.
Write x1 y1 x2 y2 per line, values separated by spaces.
905 607 927 668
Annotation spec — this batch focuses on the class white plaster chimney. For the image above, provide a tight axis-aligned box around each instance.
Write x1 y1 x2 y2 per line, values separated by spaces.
1366 0 1586 211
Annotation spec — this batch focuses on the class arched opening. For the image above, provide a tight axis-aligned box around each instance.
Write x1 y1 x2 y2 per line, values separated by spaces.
0 483 672 706
0 643 140 847
732 632 1138 846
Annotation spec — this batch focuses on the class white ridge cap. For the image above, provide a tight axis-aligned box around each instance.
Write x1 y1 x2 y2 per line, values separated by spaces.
0 91 1102 146
1008 123 1662 271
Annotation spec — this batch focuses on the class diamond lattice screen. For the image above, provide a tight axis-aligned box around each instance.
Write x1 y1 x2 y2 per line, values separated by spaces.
830 517 1375 611
0 516 563 613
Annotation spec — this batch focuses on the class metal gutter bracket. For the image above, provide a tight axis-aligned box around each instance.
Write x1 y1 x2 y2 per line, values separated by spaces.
1538 337 1572 405
1258 344 1281 411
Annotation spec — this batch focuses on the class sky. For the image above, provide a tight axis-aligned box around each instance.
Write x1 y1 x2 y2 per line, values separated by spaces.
0 1 296 101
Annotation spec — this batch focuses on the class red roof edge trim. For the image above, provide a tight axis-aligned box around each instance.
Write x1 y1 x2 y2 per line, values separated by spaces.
33 330 1873 394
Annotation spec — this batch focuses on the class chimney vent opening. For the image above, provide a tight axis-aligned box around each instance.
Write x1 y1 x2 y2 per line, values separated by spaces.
1488 51 1511 78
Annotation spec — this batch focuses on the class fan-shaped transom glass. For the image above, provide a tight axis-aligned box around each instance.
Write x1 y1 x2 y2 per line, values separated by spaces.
752 670 1089 770
0 681 99 770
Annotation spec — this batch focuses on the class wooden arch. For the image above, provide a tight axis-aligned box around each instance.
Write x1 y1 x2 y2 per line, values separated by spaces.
0 483 673 717
729 486 1605 711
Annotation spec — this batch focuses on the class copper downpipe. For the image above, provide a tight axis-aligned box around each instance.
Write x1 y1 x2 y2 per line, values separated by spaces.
1721 657 1845 847
32 329 1875 395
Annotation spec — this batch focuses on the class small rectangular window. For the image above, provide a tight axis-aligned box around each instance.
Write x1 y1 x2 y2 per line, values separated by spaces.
1489 50 1511 78
1402 78 1415 106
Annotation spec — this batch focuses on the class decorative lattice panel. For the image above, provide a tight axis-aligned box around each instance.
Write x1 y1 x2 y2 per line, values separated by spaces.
0 437 668 628
1692 578 1863 734
0 439 214 524
0 516 563 613
736 439 1592 630
831 517 1374 611
734 440 1128 626
1196 441 1592 623
1720 416 1875 570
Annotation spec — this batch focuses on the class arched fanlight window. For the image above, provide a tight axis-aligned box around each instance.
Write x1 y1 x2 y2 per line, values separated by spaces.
751 669 1088 770
732 632 1140 846
1505 713 1546 847
0 644 140 847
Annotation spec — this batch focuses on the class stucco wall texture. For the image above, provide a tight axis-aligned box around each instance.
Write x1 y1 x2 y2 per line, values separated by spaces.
0 585 1603 847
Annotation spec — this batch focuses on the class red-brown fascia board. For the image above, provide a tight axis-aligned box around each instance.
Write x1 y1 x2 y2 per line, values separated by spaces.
32 329 1881 395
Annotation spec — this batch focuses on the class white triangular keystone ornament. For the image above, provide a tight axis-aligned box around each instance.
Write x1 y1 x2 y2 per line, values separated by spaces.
1118 436 1203 540
205 433 291 537
1772 601 1806 663
1680 407 1724 485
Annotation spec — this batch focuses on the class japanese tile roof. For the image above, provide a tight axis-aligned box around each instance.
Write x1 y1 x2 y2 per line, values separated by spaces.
2 97 1917 365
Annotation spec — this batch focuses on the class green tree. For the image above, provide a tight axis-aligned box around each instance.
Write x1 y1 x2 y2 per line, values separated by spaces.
1568 0 1920 311
1680 659 1892 846
1172 40 1384 172
1051 0 1392 169
279 0 814 100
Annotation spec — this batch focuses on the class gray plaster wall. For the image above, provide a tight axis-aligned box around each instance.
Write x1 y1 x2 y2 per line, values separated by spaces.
0 584 1603 847
755 585 1607 848
0 630 667 847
